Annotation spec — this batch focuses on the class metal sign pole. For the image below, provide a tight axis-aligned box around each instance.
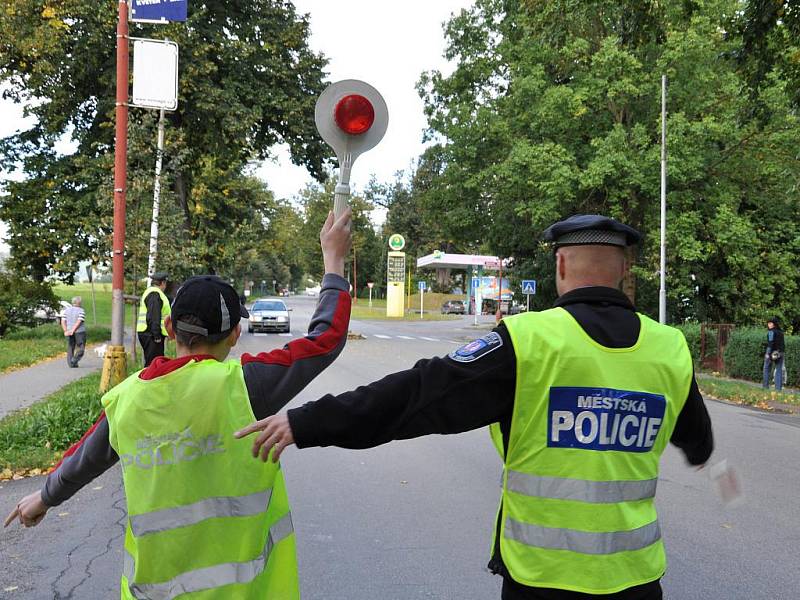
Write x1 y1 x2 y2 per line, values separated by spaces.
101 0 131 392
147 108 166 284
659 75 668 324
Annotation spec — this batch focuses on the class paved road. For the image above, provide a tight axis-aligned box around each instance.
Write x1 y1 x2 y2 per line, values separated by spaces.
1 297 798 598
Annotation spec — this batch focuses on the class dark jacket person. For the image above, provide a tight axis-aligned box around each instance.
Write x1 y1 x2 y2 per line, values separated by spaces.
237 215 714 600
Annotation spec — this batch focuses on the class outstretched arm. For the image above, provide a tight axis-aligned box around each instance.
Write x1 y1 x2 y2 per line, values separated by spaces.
241 209 353 419
236 328 517 461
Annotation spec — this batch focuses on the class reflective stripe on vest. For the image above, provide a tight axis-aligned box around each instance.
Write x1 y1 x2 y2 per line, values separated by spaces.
130 489 272 537
124 512 294 600
505 517 661 556
506 470 657 504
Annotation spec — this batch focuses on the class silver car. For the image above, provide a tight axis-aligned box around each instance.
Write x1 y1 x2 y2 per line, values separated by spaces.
248 299 291 333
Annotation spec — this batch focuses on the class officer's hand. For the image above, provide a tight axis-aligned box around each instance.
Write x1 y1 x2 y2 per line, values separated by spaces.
234 414 295 463
4 490 49 529
320 208 352 278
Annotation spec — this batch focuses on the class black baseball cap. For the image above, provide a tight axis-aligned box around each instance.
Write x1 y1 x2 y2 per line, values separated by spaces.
171 275 249 337
543 214 641 248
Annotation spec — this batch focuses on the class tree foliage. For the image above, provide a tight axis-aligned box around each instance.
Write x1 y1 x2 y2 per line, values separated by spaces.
0 0 331 282
409 0 800 327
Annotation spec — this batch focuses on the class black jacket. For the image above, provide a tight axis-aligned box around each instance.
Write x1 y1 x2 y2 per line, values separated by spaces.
766 327 785 354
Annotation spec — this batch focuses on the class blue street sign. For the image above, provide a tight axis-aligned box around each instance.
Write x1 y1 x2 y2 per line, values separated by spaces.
471 277 480 290
131 0 188 23
522 280 537 295
419 281 427 292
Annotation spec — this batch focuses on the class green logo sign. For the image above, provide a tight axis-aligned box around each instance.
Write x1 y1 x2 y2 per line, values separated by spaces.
388 234 406 251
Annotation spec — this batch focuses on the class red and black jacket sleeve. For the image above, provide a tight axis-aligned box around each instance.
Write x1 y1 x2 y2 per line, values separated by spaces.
242 273 351 419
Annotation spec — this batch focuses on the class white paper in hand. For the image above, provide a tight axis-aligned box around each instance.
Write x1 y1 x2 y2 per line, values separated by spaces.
708 459 742 506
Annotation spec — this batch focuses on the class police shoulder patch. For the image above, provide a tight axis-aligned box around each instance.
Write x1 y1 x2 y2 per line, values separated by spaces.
449 332 503 363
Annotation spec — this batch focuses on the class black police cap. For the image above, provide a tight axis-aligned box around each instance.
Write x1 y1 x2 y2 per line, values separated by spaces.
171 275 249 338
543 214 641 248
151 272 169 282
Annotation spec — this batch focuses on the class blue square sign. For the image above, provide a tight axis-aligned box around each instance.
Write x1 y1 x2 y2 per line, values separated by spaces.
131 0 188 23
418 281 427 291
522 280 536 295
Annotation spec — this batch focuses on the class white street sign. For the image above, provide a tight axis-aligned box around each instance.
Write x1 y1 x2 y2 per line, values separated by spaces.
132 39 179 111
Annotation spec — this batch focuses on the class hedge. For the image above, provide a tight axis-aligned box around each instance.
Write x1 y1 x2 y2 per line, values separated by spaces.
723 327 799 386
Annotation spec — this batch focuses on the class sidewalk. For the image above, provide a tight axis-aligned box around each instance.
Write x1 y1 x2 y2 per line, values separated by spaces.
0 333 133 420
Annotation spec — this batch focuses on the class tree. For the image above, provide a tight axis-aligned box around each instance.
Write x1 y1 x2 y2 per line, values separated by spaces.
415 0 800 327
0 0 331 281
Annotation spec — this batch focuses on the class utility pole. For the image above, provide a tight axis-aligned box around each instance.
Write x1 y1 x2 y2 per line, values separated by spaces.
659 75 668 324
101 0 130 392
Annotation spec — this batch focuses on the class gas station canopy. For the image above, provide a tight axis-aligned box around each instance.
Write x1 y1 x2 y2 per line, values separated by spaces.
416 252 509 270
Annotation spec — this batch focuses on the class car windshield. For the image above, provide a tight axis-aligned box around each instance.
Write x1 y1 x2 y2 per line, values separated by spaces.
252 301 286 312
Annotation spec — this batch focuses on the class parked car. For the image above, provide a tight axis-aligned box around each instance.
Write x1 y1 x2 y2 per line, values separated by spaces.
248 299 291 333
305 286 321 297
34 300 72 323
441 300 466 315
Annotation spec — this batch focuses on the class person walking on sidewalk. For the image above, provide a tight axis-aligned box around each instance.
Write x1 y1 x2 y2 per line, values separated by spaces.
61 296 86 368
137 272 171 367
4 209 353 599
762 317 785 391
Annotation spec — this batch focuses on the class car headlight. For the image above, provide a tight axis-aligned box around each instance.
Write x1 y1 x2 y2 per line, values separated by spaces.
277 316 287 322
250 316 261 322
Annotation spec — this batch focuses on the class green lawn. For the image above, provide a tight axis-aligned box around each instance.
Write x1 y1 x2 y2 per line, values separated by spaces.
0 372 104 473
350 292 465 322
54 282 135 328
0 323 111 373
697 373 799 407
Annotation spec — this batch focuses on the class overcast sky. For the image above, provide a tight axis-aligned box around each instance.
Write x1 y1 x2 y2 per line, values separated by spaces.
0 0 474 254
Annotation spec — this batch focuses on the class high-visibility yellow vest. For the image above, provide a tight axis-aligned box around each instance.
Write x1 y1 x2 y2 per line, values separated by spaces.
137 286 170 336
491 307 692 594
102 360 299 600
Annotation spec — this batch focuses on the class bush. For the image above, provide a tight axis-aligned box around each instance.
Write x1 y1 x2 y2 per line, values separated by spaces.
0 272 59 336
4 322 110 342
0 372 104 471
723 327 800 386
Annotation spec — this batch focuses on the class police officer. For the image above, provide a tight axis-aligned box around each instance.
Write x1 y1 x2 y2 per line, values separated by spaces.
137 272 171 367
238 215 714 600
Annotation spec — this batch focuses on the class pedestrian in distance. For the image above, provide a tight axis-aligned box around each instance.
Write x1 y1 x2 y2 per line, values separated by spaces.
137 272 171 367
5 209 353 600
237 214 714 600
762 316 785 392
61 296 86 368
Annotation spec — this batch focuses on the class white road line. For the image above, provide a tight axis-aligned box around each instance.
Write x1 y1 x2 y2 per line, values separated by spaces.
419 337 440 342
396 335 416 340
373 334 392 339
445 340 460 344
253 333 268 337
278 333 292 337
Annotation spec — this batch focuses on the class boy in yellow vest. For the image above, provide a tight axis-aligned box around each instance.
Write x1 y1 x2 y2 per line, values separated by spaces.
6 209 353 599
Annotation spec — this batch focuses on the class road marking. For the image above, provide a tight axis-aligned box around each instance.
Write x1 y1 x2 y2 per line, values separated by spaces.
253 333 268 337
396 335 415 340
419 337 440 342
279 333 292 337
373 334 392 339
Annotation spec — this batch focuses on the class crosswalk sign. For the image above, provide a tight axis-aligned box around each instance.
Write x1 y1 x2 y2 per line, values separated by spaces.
522 280 536 295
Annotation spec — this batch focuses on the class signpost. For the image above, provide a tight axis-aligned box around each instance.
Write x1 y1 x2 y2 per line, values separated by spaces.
522 279 536 312
418 280 427 319
386 250 406 318
388 234 405 252
367 282 374 307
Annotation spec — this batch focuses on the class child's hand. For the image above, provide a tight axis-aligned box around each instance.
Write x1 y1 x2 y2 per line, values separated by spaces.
4 490 49 528
320 208 352 277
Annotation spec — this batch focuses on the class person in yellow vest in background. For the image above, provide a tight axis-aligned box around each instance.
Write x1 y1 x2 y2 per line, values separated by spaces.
237 215 714 600
5 209 353 599
137 272 171 367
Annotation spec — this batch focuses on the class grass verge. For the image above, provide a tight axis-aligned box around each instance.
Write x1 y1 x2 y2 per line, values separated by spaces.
0 323 111 373
697 374 800 409
0 372 104 475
